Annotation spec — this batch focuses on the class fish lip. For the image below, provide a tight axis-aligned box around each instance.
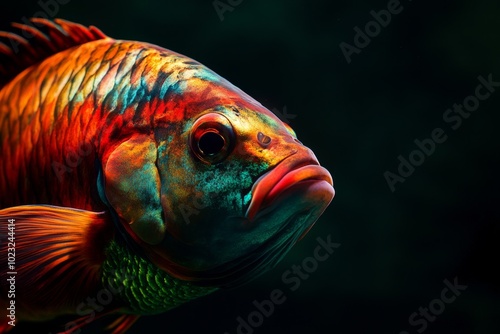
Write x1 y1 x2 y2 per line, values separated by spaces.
245 153 334 222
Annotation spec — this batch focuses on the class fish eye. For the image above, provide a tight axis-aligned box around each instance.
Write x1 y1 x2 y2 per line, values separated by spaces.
190 113 235 164
199 131 225 155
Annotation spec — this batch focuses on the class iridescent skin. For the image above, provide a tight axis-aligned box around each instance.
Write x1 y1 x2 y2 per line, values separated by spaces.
0 19 334 332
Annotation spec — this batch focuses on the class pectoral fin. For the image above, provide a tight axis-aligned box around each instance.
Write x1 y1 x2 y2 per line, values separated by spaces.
0 205 112 321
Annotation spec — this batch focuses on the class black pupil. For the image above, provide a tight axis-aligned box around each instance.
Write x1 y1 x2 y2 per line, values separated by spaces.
199 131 225 155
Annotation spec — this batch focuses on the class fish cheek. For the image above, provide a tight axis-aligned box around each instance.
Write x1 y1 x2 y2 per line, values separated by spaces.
103 135 166 245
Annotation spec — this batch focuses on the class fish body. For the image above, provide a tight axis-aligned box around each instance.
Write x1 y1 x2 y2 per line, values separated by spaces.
0 19 334 333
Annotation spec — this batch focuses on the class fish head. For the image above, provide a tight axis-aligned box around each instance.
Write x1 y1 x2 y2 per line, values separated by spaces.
152 93 334 286
101 57 334 287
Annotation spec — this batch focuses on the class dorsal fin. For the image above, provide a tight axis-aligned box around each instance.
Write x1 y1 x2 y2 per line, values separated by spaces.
0 18 108 88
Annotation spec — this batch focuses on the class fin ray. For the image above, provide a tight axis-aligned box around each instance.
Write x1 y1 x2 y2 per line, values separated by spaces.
0 18 109 89
0 205 113 320
105 314 140 334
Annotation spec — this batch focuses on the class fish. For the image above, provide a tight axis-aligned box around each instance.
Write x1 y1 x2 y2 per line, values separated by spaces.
0 18 335 333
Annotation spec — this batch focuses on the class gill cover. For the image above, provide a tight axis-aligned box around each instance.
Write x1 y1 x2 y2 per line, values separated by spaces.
103 135 166 245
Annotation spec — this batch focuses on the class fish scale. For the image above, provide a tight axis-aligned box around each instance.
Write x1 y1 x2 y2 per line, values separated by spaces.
101 240 215 314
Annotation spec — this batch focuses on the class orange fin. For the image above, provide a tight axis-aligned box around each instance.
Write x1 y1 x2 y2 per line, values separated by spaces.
105 314 140 334
52 313 139 334
0 18 108 88
47 312 139 334
0 205 113 319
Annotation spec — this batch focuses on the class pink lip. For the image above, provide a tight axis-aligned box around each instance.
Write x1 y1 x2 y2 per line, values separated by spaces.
245 155 334 222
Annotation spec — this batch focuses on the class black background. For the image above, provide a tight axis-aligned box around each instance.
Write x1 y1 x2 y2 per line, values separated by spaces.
1 0 499 333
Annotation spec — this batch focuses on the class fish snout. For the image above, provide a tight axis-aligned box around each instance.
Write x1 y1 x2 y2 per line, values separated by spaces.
245 148 335 223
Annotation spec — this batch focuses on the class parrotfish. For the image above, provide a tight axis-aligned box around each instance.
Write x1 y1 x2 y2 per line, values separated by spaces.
0 18 334 333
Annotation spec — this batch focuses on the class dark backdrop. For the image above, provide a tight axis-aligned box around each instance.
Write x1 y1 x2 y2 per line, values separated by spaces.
1 0 498 333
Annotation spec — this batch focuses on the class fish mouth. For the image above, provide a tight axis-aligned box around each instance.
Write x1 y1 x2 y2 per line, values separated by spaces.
245 153 334 222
